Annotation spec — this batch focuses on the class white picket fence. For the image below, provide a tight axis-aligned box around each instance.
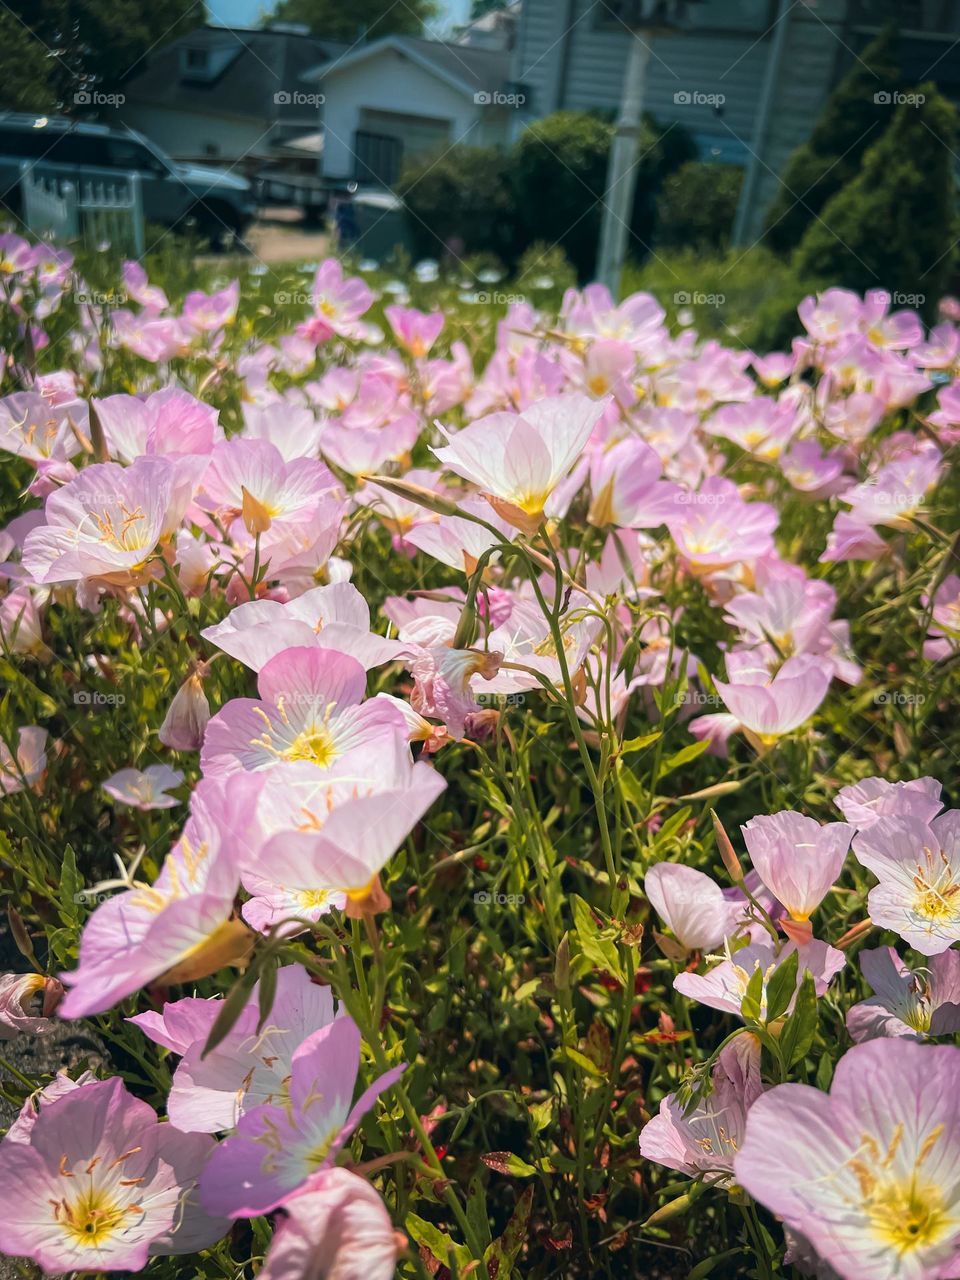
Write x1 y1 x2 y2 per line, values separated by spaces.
20 163 145 257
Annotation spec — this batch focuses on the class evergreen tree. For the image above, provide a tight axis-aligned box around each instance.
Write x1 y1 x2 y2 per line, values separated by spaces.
763 27 901 252
794 84 957 320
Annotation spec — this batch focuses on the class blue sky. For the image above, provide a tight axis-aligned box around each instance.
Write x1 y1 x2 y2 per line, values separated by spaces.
205 0 471 34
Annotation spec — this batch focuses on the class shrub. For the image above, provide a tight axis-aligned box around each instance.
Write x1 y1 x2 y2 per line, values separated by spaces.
794 84 958 320
622 245 827 351
396 145 518 264
655 162 744 253
763 26 901 252
511 111 614 282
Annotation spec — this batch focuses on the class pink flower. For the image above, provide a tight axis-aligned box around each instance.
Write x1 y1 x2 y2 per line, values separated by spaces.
92 387 221 462
163 966 337 1134
741 811 853 923
122 259 169 313
587 437 679 527
779 438 846 498
639 1036 762 1183
0 1076 226 1272
238 741 446 923
403 492 513 572
0 725 47 794
666 477 778 572
22 457 184 589
734 1040 960 1280
241 396 325 461
258 1168 400 1280
798 288 865 344
202 582 408 673
846 946 960 1043
643 863 742 951
433 393 607 532
297 259 375 343
411 646 503 740
202 646 406 778
385 304 444 358
199 438 336 541
835 776 943 829
674 939 845 1017
181 280 240 335
199 1015 403 1217
852 810 960 955
923 573 960 660
59 774 263 1018
102 764 183 810
706 397 799 458
842 451 942 529
712 653 833 742
0 973 62 1039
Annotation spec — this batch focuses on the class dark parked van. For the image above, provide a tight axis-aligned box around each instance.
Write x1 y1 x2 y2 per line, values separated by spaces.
0 113 257 248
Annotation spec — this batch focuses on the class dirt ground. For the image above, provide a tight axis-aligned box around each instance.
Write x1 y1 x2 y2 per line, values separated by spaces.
194 206 332 268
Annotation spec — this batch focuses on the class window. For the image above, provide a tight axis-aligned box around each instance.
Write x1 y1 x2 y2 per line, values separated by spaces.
105 138 169 174
41 132 112 167
0 128 46 159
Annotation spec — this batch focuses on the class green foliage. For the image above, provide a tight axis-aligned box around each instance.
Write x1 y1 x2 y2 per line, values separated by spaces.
397 110 695 277
763 26 902 251
0 0 204 109
655 162 744 254
622 245 827 351
268 0 439 38
0 12 60 112
794 84 958 320
397 145 518 265
511 111 614 281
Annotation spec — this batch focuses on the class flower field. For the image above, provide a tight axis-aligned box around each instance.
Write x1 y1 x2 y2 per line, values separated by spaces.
0 236 959 1280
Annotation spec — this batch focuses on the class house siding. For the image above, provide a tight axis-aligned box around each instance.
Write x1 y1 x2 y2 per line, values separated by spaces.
741 3 849 243
318 48 510 180
104 104 284 168
511 0 776 151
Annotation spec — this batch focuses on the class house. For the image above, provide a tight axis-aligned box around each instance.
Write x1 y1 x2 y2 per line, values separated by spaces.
104 24 348 173
509 0 960 241
305 36 516 186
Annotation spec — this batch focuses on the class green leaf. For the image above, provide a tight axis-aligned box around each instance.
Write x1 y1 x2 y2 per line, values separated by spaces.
764 950 799 1024
256 955 278 1033
58 845 83 927
405 1213 470 1269
658 739 710 779
481 1151 537 1177
484 1184 534 1278
739 963 764 1023
558 1046 604 1078
620 730 661 755
571 895 624 983
201 966 259 1059
781 971 818 1067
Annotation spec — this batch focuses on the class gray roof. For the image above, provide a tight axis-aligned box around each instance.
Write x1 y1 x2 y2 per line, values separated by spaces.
313 35 511 96
120 26 349 123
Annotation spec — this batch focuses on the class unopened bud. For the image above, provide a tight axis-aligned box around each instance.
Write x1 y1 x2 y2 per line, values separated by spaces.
159 669 210 751
836 917 874 950
554 931 571 991
241 485 273 536
643 1192 692 1227
7 907 34 962
710 809 743 882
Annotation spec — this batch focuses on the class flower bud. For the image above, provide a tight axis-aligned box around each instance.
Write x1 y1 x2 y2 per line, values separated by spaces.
159 669 210 751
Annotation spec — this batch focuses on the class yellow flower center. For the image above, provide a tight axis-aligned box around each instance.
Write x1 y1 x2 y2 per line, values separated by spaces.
913 847 960 923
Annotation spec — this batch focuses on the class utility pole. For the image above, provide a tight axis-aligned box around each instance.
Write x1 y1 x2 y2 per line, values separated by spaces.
595 1 700 298
596 33 652 296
